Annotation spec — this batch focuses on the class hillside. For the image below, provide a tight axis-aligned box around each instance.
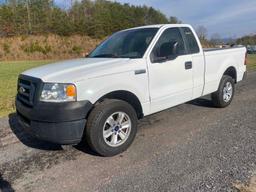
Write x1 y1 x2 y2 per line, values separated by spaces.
0 0 175 38
0 0 180 60
0 35 100 60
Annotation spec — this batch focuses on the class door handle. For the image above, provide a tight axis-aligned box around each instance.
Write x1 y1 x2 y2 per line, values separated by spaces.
135 69 146 75
185 61 192 70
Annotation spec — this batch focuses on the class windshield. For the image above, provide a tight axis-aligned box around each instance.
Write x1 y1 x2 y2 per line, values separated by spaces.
89 28 159 59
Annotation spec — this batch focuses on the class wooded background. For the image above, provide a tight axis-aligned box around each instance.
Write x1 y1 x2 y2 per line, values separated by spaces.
0 0 184 60
0 0 182 38
0 0 254 60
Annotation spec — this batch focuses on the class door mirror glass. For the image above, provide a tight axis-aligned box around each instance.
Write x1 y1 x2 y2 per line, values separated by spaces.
150 27 186 63
159 41 178 57
152 41 178 63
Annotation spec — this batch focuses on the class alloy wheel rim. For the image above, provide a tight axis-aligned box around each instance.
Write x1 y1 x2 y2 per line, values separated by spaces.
223 82 233 102
103 112 131 147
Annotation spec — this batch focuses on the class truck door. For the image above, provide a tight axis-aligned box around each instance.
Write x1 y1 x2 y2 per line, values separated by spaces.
180 27 205 99
148 27 193 114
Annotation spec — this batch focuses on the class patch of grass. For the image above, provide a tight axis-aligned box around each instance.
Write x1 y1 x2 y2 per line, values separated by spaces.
0 35 100 60
72 45 83 55
21 42 52 55
2 43 11 54
247 54 256 71
0 60 53 117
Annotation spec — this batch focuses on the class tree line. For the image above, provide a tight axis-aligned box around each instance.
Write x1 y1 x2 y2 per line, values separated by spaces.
237 35 256 45
0 0 182 38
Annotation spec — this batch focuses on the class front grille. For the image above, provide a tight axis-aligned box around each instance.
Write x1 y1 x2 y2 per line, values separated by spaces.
17 77 37 107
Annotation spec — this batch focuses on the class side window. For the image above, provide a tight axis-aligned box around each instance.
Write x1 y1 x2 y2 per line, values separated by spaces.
182 27 200 54
151 28 186 62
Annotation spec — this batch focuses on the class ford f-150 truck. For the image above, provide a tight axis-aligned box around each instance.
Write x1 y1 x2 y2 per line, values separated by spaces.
16 24 247 156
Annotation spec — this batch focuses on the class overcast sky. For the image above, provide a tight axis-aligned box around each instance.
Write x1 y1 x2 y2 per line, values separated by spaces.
112 0 256 38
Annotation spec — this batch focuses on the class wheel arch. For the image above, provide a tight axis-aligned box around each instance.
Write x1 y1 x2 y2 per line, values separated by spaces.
223 66 237 83
95 90 144 119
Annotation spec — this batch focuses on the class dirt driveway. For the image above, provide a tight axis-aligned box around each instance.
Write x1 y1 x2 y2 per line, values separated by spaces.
0 72 256 192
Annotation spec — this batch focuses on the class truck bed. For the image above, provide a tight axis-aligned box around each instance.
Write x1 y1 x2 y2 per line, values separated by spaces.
203 46 245 52
202 46 247 96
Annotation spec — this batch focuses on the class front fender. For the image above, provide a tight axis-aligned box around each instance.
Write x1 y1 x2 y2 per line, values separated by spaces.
75 71 149 106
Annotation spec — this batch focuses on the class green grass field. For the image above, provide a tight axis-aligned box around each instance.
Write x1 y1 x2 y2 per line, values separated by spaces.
0 60 53 117
247 54 256 70
0 55 256 117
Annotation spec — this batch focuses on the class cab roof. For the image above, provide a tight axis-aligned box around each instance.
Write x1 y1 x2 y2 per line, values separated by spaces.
124 24 192 31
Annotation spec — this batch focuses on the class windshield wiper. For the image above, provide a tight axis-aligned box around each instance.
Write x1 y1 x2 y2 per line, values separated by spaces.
92 54 118 58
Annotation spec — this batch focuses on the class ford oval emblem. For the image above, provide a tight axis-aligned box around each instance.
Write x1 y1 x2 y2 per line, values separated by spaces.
19 87 26 94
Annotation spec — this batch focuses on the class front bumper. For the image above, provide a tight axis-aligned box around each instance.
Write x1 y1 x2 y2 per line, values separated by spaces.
16 99 93 145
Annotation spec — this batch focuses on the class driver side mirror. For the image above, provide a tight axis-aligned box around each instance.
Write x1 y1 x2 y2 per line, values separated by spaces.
151 41 179 63
83 52 89 58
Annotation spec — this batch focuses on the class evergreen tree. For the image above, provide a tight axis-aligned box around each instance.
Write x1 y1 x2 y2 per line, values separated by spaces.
0 0 182 38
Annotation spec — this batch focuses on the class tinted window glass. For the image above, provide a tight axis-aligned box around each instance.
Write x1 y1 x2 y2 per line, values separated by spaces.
89 28 159 58
151 28 186 61
182 27 200 54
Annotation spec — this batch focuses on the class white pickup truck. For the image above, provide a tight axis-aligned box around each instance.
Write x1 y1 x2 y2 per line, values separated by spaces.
16 24 247 156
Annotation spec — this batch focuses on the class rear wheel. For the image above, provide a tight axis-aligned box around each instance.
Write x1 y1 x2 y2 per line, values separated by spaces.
86 99 138 157
211 75 235 108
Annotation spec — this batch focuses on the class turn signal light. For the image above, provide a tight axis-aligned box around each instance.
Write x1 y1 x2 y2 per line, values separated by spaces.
66 85 76 97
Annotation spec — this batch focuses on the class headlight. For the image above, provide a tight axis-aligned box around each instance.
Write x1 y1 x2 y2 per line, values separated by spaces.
40 83 77 102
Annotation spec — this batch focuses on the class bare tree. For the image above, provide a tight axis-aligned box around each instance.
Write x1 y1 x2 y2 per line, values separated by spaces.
196 25 208 40
169 16 182 24
210 33 222 45
26 0 32 34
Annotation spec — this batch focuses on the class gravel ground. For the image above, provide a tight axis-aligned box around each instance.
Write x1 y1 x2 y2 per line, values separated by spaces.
0 72 255 192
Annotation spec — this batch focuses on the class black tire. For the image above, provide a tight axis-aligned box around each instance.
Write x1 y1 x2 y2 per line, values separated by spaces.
211 75 235 108
86 99 138 157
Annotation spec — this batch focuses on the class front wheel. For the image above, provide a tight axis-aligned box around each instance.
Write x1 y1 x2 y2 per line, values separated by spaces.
86 99 138 157
211 75 235 108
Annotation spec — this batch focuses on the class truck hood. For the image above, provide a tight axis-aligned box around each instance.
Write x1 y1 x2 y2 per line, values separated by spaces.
22 58 134 83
